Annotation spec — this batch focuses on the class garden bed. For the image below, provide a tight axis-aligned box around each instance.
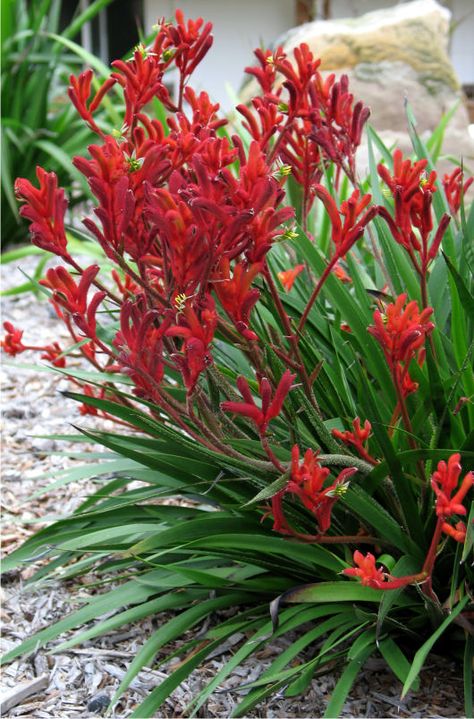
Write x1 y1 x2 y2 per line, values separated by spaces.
1 259 465 719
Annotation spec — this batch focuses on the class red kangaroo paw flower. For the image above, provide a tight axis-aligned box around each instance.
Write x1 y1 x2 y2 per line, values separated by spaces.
313 185 376 259
161 9 213 84
441 521 467 543
278 445 357 534
113 298 171 400
443 167 473 215
79 384 100 416
342 550 387 588
1 322 26 356
378 148 451 274
431 453 473 521
343 551 422 590
368 294 434 369
332 262 351 283
41 265 105 339
213 259 263 340
166 295 218 392
277 264 304 292
221 369 295 433
15 167 70 258
41 343 66 368
68 70 115 136
332 418 378 465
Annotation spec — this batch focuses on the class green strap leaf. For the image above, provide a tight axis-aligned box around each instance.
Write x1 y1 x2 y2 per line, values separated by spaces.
401 596 470 698
323 630 376 718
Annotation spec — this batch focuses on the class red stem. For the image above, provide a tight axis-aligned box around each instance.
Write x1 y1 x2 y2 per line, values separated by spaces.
298 254 338 333
264 265 320 413
260 434 286 473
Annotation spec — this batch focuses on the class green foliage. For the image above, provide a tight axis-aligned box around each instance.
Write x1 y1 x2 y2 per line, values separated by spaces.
1 0 116 245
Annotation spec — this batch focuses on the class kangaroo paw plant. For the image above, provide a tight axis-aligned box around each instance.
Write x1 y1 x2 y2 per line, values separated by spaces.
2 10 473 718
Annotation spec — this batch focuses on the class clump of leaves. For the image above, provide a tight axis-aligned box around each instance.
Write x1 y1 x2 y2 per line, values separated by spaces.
1 0 120 246
2 10 473 718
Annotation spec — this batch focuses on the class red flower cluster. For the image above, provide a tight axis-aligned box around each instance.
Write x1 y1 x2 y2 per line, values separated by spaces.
430 454 473 542
4 10 469 615
239 42 370 216
443 167 473 215
332 417 377 466
1 322 26 356
342 551 415 590
14 167 70 258
378 149 450 282
221 370 295 434
271 446 357 535
278 264 304 292
13 11 300 402
313 185 377 259
1 322 65 368
368 294 434 399
40 266 105 339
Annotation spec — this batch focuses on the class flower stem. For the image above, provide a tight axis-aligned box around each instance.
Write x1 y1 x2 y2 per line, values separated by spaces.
263 265 321 414
297 255 338 334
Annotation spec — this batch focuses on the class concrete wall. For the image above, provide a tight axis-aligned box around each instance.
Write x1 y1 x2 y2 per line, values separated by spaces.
144 0 295 109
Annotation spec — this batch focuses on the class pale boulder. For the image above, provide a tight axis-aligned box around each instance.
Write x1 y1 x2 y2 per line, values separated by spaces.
270 0 473 168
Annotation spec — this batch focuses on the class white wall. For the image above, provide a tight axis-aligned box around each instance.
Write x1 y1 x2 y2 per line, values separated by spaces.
144 0 295 110
448 0 474 85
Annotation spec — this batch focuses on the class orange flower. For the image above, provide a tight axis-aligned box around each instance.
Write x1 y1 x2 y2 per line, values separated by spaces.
277 264 304 291
332 262 351 283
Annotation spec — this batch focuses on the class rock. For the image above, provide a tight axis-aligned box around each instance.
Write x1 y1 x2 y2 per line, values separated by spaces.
30 437 56 455
245 0 474 171
87 693 111 714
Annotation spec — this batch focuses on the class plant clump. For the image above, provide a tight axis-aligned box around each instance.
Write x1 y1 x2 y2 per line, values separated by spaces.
2 9 473 718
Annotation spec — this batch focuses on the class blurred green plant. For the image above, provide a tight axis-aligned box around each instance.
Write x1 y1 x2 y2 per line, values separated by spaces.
1 0 117 246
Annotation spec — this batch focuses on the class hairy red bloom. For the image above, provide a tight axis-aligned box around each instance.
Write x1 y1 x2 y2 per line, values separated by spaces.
274 446 357 534
221 369 295 434
368 294 435 419
332 262 351 283
430 454 473 540
113 298 170 400
443 167 473 215
332 418 378 465
111 270 140 300
79 384 100 416
167 295 218 391
111 49 171 128
343 551 387 588
378 149 450 277
40 343 66 368
74 137 171 262
1 324 66 368
277 264 304 291
160 9 213 98
68 70 116 136
343 551 424 590
368 293 434 370
442 521 467 543
15 167 70 258
213 259 262 340
314 185 377 259
241 42 370 215
40 266 105 339
1 322 26 356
